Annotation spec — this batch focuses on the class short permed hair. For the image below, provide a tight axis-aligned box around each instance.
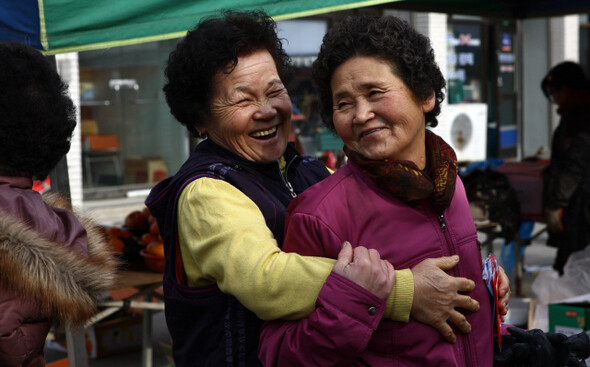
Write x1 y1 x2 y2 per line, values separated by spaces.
163 9 293 137
0 42 76 180
312 15 446 130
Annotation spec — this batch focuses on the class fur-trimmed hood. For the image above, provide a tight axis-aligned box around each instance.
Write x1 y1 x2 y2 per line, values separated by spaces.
0 193 119 328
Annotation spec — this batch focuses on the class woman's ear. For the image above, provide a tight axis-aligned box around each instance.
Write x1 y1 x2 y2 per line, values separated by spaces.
194 123 207 138
422 92 436 114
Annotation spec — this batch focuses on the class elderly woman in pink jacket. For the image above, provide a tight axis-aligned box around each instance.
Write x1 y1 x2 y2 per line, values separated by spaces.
259 15 510 366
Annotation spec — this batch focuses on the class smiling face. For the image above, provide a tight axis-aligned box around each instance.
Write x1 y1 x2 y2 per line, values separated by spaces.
202 49 292 162
331 56 435 168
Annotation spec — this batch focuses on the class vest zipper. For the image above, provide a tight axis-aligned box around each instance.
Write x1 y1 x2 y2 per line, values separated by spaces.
279 158 297 198
285 181 296 198
437 214 453 256
438 214 447 234
438 212 474 367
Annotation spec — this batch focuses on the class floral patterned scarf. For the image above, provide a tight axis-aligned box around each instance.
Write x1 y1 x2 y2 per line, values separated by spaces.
345 129 458 214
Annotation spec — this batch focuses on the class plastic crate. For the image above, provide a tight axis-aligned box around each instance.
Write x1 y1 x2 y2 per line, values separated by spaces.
315 130 343 151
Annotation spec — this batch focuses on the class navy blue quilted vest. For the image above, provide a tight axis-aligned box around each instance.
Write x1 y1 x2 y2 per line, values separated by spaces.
146 139 329 366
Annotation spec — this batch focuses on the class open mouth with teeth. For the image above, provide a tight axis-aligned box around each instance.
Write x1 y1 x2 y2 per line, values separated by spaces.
250 125 278 140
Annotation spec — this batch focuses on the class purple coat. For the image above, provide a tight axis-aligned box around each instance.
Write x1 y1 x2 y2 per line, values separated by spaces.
260 161 494 366
0 177 118 366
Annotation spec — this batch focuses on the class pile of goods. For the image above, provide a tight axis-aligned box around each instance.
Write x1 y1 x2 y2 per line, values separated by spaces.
100 207 164 273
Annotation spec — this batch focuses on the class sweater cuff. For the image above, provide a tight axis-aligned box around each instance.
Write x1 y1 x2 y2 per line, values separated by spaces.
383 269 414 322
323 272 386 330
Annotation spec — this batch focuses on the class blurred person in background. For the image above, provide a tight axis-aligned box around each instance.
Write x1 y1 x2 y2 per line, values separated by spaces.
541 61 590 275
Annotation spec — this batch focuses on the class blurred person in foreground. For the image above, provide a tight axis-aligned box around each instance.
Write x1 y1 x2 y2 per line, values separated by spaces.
259 15 508 366
0 41 118 366
541 61 590 275
146 10 508 366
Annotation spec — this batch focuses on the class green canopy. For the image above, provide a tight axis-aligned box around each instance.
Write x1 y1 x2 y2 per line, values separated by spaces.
37 0 399 54
1 0 589 55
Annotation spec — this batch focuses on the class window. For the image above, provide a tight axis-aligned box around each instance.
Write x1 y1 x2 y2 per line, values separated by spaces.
78 40 189 198
447 22 485 104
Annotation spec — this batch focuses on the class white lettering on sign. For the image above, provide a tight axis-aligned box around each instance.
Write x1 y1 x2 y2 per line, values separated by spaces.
498 53 515 63
448 69 466 82
447 33 481 47
447 53 474 67
459 53 474 66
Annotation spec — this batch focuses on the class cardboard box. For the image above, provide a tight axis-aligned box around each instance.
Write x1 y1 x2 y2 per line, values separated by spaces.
46 314 143 359
81 119 99 135
87 314 143 359
548 302 590 336
125 157 168 184
83 135 119 151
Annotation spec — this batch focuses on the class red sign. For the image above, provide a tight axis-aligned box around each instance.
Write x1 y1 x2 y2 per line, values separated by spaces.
566 310 578 317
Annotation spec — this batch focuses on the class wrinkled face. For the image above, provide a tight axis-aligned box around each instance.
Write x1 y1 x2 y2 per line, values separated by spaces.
203 49 292 162
331 56 434 167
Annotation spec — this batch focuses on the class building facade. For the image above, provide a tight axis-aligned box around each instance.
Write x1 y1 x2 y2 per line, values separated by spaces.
54 8 587 208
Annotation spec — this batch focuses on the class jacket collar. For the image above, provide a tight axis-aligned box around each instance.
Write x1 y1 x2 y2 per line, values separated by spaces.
197 138 300 177
0 175 33 189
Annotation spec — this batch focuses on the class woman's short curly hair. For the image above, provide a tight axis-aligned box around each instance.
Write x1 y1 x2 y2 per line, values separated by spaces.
163 9 293 137
0 42 76 180
312 15 446 130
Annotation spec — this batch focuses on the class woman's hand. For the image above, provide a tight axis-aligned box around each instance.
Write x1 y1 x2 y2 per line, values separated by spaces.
544 208 563 233
497 265 510 322
333 242 396 300
410 256 480 344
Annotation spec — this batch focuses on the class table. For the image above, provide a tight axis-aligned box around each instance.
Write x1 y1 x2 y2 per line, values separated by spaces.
476 221 502 255
476 220 547 296
66 266 164 367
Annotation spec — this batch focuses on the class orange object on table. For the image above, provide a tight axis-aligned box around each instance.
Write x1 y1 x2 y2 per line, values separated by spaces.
140 250 165 273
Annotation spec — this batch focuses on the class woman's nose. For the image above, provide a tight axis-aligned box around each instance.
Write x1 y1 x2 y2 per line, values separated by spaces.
353 100 374 124
254 101 276 120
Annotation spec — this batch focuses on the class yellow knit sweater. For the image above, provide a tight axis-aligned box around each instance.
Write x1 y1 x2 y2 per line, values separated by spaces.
177 177 414 321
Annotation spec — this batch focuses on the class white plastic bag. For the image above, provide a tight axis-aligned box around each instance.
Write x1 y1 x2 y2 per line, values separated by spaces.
532 246 590 304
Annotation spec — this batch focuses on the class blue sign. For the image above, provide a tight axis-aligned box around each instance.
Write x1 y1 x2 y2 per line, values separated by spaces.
501 33 512 52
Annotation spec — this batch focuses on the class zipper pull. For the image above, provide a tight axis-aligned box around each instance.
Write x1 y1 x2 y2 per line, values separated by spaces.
286 181 296 198
438 214 447 232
